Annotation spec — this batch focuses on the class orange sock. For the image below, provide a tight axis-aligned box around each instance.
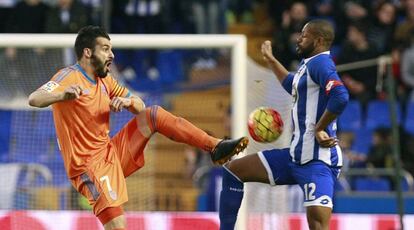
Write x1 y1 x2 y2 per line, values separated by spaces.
146 105 219 151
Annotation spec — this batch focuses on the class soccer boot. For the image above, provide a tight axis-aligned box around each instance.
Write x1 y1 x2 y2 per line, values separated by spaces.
210 137 249 165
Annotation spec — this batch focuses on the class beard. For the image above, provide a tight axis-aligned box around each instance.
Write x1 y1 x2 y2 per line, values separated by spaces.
91 54 108 78
296 44 315 59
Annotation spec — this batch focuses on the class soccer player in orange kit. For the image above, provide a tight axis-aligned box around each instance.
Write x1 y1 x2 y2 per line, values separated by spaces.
28 25 248 230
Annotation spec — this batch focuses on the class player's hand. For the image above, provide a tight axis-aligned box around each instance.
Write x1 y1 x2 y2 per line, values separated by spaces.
315 130 338 148
261 40 276 64
110 97 131 112
61 85 83 101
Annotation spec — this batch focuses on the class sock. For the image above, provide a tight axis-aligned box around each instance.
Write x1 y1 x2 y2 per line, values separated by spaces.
219 166 244 230
147 105 219 151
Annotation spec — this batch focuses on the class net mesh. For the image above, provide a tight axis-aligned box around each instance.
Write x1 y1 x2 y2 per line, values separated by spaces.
0 46 234 215
242 60 294 228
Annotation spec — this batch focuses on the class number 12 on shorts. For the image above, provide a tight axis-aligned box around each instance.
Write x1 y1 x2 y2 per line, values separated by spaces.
100 175 118 200
304 183 316 201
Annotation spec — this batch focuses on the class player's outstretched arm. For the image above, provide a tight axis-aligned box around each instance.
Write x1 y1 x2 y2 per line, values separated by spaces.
28 85 83 108
109 95 146 114
261 40 289 83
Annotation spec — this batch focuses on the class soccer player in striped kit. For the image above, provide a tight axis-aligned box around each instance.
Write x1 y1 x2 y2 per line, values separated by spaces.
28 26 248 230
219 19 349 230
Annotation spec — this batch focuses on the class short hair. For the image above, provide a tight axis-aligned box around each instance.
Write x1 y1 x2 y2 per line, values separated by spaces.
307 19 335 47
74 26 110 60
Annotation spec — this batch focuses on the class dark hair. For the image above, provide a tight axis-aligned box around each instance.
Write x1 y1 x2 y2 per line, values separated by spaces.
307 19 335 47
74 25 110 60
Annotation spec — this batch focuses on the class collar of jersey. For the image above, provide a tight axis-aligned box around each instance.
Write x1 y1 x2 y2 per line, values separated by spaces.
303 51 330 64
75 63 96 84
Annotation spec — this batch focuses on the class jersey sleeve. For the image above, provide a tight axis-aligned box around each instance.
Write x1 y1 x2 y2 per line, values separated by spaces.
39 67 76 93
106 75 131 99
281 73 294 94
307 55 343 94
308 55 349 114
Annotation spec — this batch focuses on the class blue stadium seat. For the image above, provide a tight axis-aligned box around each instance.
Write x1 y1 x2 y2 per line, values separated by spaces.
354 177 391 191
157 50 184 84
338 100 362 132
404 101 414 135
351 127 372 155
365 100 401 130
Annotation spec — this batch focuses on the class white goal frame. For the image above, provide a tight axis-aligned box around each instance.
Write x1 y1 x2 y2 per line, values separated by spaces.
0 34 249 229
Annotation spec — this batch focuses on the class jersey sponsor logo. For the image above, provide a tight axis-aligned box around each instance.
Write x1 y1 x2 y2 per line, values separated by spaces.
40 81 59 92
325 80 343 95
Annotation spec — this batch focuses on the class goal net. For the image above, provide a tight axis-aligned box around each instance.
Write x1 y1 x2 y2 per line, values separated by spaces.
0 34 292 229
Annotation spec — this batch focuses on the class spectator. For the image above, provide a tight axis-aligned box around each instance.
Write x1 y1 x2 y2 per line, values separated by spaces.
366 127 393 169
272 1 309 70
368 0 397 55
44 0 89 69
0 0 16 33
395 0 414 50
6 0 49 33
121 0 168 80
401 29 414 101
334 0 371 45
44 0 90 33
227 0 253 24
337 21 379 108
190 0 227 70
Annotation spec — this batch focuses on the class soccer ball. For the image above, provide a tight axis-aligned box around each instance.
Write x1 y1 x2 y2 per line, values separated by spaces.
248 107 283 143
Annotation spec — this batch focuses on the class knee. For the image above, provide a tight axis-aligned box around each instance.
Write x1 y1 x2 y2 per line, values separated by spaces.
225 160 245 182
146 105 161 113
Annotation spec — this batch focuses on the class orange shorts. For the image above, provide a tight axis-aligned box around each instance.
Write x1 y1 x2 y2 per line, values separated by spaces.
70 111 152 216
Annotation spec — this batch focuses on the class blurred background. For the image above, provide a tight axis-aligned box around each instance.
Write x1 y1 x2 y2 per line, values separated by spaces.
0 0 414 229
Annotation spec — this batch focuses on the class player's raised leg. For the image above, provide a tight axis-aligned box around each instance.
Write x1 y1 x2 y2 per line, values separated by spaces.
144 105 248 164
219 153 269 230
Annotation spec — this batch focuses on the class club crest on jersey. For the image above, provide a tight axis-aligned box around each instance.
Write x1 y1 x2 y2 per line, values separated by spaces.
109 190 118 200
41 81 59 92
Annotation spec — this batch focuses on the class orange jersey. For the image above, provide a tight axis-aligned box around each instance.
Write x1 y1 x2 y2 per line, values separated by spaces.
41 63 130 178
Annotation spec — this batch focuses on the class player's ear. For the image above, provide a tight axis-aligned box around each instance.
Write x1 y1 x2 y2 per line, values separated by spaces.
315 37 324 47
84 48 92 58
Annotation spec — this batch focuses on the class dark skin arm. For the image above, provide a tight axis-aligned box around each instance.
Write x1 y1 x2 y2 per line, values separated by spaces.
261 40 290 83
315 110 338 148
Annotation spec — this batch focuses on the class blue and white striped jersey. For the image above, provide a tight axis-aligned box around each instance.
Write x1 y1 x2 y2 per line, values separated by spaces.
282 51 344 167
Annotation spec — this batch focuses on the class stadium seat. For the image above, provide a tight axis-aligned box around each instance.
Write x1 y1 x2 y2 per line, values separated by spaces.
157 50 184 84
353 177 391 191
351 127 372 155
338 100 362 132
365 100 401 130
404 101 414 135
